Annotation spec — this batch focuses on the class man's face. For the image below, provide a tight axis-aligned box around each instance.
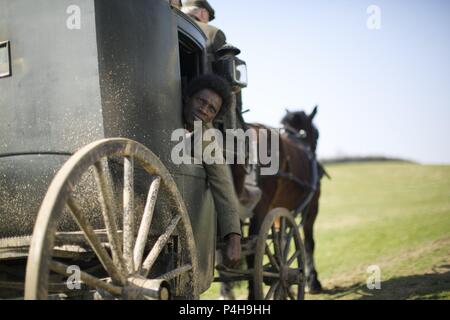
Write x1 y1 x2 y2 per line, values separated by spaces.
184 88 223 128
198 8 210 23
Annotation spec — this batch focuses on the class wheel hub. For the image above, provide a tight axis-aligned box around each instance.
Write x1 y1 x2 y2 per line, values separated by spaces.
281 266 303 285
122 276 171 300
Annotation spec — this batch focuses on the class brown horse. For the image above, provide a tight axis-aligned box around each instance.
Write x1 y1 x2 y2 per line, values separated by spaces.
230 107 324 298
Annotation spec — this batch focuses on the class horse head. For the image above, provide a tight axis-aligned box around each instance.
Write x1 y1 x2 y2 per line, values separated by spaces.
282 106 319 153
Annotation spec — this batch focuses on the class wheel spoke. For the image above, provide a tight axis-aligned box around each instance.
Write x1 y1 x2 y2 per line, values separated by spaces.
140 214 181 277
66 198 126 285
287 249 301 267
265 281 279 300
280 217 286 262
123 156 135 273
93 160 126 273
133 176 161 270
271 226 283 264
262 271 280 278
265 245 280 271
49 260 122 297
157 264 192 281
283 227 294 262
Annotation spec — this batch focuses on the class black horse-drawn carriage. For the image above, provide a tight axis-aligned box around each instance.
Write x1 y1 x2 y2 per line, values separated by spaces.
0 0 310 300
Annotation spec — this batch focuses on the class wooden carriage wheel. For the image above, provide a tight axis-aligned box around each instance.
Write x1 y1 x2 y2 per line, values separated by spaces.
253 208 306 300
24 139 198 300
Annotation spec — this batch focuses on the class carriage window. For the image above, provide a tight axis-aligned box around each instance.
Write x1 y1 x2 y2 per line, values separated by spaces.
178 32 203 93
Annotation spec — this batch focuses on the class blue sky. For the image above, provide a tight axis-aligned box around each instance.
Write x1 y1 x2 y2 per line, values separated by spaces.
201 0 450 164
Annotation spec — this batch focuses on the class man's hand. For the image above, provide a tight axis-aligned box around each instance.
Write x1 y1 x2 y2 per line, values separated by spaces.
223 233 241 269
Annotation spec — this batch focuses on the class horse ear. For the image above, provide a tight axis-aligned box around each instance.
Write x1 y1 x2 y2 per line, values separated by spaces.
309 105 318 120
285 108 291 114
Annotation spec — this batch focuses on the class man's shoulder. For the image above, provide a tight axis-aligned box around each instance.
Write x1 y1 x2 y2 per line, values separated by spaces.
195 21 224 38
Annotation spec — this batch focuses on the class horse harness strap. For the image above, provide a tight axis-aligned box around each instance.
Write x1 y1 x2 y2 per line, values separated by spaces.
277 128 320 222
277 131 318 191
274 171 316 191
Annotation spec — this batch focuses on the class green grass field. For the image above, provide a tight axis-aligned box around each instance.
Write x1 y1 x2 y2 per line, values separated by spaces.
201 162 450 300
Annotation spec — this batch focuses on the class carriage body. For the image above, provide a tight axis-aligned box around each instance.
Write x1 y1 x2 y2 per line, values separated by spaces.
0 0 218 296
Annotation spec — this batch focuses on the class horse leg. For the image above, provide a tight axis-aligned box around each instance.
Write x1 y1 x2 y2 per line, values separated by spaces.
220 281 236 300
303 197 322 294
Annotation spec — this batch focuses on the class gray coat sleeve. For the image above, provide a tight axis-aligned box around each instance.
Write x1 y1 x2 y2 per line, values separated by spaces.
200 123 241 239
203 162 242 239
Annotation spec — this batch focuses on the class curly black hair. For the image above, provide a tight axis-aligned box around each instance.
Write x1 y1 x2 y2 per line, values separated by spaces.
185 74 232 120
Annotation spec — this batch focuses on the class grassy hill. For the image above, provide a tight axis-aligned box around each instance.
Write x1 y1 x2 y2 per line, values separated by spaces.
201 162 450 300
